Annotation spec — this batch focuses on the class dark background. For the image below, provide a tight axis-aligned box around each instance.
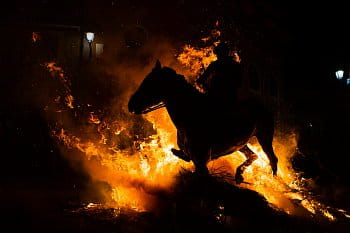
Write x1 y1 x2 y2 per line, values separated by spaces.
1 0 350 232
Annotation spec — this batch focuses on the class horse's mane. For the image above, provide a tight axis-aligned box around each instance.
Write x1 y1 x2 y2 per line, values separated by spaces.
162 66 201 96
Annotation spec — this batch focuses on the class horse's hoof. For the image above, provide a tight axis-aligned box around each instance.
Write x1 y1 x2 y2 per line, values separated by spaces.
194 165 210 176
271 163 278 176
171 148 191 162
195 169 210 178
235 173 244 184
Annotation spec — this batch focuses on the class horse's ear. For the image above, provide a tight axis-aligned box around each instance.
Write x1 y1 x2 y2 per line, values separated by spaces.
155 60 161 70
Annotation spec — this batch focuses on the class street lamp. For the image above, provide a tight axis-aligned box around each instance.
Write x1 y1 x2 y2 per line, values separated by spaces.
85 32 94 59
335 69 344 80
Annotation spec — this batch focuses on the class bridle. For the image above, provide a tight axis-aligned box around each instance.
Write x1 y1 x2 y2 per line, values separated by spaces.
141 102 166 114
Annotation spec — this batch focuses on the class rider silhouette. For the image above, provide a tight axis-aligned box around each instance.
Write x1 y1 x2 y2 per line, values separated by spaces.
171 42 243 162
196 42 242 114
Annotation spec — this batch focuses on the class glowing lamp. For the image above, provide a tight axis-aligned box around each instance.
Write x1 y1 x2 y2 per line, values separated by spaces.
335 70 344 80
347 78 350 85
86 32 94 43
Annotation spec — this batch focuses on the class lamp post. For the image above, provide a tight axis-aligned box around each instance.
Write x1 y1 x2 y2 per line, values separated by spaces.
85 32 94 60
335 69 344 80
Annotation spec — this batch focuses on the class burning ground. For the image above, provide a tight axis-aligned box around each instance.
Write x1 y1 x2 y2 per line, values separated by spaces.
1 30 350 233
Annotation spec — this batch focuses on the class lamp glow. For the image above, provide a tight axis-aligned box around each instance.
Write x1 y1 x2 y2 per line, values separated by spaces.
335 70 344 80
86 32 94 43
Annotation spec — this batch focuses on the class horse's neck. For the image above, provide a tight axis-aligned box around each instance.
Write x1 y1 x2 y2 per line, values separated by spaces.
164 73 203 128
165 73 199 104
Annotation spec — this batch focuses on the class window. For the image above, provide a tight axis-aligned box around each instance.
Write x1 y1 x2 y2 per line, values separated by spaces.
96 43 104 58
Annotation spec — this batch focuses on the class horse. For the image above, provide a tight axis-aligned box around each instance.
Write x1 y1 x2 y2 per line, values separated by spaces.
128 61 278 183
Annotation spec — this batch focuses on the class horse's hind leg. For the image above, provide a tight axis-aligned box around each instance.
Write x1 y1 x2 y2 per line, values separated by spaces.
256 119 278 175
235 145 258 184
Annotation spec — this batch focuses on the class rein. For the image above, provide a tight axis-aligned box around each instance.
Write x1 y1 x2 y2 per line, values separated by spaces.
141 102 166 114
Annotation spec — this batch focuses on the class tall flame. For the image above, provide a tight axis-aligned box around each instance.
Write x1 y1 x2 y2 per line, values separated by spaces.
43 62 74 109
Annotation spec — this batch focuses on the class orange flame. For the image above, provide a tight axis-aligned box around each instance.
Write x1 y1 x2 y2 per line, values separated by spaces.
65 95 74 109
32 32 41 43
177 45 217 76
43 62 74 109
54 112 193 211
45 62 68 83
89 112 101 124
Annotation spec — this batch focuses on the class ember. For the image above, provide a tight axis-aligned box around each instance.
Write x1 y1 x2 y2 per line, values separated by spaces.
32 32 41 43
89 112 101 124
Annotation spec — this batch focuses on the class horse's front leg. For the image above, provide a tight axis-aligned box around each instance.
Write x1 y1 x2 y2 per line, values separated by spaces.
171 130 191 162
235 145 258 184
190 143 211 175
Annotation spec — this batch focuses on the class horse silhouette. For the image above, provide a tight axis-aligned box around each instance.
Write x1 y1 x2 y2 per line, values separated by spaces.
128 61 278 183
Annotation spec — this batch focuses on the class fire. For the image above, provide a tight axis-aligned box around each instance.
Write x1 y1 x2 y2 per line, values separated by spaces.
177 45 217 76
44 62 68 83
177 27 240 80
44 28 350 222
65 95 74 109
43 62 74 109
207 135 338 219
89 112 101 124
54 109 192 211
32 32 41 43
177 28 221 76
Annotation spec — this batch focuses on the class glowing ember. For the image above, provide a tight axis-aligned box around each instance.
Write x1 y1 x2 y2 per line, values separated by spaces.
86 202 99 208
89 112 101 124
65 95 74 109
44 62 68 83
32 32 41 43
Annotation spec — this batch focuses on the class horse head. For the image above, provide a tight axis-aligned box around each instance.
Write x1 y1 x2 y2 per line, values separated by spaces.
128 60 168 114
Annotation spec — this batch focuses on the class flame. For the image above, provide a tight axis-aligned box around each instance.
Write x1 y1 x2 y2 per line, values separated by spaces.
45 28 349 221
54 109 192 211
207 135 339 220
177 28 221 76
32 32 41 43
177 45 217 76
89 112 101 124
43 62 74 109
65 95 74 109
44 62 68 83
53 103 340 220
177 27 240 79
